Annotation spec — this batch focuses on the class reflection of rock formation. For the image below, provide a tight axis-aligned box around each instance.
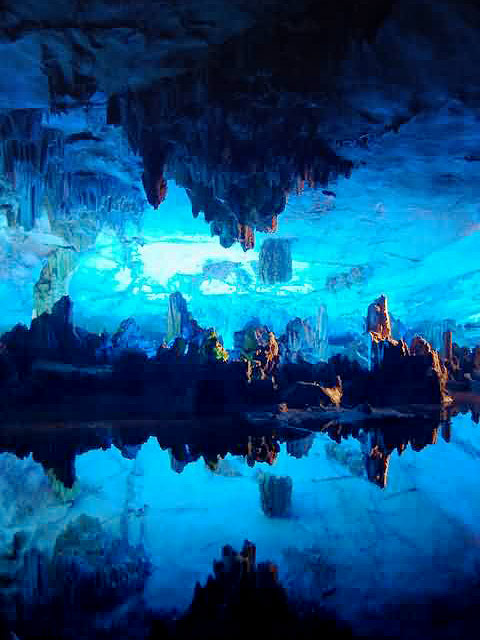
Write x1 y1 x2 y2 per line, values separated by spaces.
179 541 288 637
245 435 280 467
171 539 348 640
361 431 391 489
51 514 150 609
258 472 293 517
286 433 315 459
258 238 292 284
0 423 305 489
324 418 444 488
0 453 150 639
325 264 371 293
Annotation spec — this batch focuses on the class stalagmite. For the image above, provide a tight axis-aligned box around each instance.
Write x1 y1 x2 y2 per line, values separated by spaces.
280 305 328 363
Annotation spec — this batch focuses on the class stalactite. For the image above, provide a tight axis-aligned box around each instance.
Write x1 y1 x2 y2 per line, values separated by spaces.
258 238 292 284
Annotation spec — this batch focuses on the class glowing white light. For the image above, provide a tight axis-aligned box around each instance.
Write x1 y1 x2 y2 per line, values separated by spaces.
114 268 132 291
200 279 236 295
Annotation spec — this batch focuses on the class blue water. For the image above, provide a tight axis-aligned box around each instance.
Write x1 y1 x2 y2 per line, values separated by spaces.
2 411 480 635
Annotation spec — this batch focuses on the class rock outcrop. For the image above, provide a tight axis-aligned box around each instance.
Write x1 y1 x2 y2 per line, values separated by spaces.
283 376 342 409
364 296 451 406
235 322 280 386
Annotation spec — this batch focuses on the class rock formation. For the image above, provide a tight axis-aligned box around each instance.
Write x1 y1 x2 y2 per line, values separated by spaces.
280 305 328 363
258 238 292 284
29 295 81 362
235 321 280 386
366 294 392 343
442 332 480 388
258 472 293 517
325 264 371 292
175 540 291 639
364 296 452 406
166 292 190 343
111 317 146 353
166 291 205 346
286 433 315 459
33 247 78 317
283 376 342 409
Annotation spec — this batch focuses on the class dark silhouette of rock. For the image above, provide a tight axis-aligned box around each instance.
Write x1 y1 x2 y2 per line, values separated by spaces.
163 540 351 640
259 472 293 517
179 540 288 636
0 324 32 379
367 334 451 407
363 296 452 407
286 433 315 458
29 296 81 362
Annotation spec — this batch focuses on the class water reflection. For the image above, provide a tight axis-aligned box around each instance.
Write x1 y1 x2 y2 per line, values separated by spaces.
0 406 477 490
1 408 480 639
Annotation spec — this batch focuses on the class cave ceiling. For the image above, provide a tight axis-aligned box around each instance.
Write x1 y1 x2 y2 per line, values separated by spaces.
1 0 480 335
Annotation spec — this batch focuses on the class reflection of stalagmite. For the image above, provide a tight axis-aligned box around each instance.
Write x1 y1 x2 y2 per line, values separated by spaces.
258 472 292 517
258 238 292 284
180 540 289 637
361 431 390 489
286 433 315 459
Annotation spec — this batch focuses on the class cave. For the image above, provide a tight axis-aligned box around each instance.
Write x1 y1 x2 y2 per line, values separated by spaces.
1 1 480 639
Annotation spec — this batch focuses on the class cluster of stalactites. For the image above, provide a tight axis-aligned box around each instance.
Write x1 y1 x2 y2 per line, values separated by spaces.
116 90 353 250
0 123 64 230
0 109 145 234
